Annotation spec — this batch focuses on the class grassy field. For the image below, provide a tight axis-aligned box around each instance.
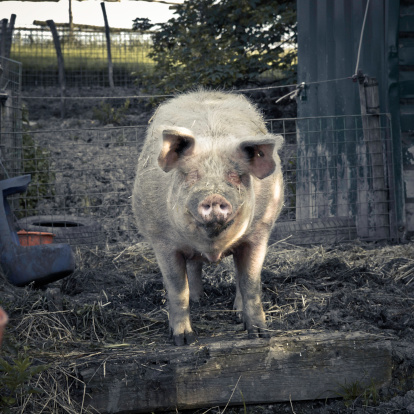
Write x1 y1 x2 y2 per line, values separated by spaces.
10 29 154 86
11 41 154 71
10 28 293 88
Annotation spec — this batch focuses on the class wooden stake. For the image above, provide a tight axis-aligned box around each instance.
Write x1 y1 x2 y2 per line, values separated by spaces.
5 14 15 59
0 19 7 58
0 15 16 59
101 2 115 89
46 20 65 118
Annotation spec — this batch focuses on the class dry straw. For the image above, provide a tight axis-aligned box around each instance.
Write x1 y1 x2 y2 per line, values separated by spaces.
0 240 414 412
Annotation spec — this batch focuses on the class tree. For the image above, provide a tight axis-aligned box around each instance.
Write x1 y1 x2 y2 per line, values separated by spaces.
137 0 296 92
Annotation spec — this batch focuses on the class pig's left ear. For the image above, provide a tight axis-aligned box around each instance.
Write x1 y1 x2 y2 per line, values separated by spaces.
239 134 283 179
158 128 195 172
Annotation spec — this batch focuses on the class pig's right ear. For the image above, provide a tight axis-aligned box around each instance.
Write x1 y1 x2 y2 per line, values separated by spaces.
158 129 195 172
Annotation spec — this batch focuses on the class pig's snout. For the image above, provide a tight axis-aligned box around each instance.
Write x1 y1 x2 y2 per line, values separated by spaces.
198 194 233 224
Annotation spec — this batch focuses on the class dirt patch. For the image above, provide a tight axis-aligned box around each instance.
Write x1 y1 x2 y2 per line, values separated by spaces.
0 87 413 413
1 241 414 413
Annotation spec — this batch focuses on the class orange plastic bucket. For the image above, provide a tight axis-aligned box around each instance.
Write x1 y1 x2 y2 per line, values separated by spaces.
0 307 8 347
17 230 55 246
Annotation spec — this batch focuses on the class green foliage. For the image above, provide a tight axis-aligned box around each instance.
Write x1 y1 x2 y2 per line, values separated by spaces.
362 379 380 407
132 17 154 32
92 99 130 125
139 0 297 92
336 378 381 408
11 33 154 73
19 132 55 216
0 352 48 412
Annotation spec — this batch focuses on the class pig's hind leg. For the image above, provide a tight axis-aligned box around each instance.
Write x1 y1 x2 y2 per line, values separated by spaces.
153 246 195 346
233 240 270 339
233 276 243 321
187 260 203 302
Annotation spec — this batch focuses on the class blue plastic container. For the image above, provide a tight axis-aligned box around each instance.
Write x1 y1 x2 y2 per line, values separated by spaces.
0 175 75 287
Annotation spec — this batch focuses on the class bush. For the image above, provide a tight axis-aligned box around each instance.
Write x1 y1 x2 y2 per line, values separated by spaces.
92 100 130 125
136 0 297 93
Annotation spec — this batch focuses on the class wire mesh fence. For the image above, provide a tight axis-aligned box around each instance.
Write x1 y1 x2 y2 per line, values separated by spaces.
0 56 22 179
268 113 397 244
10 27 152 88
9 125 146 248
0 112 398 249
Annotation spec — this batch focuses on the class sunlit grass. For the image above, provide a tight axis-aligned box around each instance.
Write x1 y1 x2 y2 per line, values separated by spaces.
10 39 154 72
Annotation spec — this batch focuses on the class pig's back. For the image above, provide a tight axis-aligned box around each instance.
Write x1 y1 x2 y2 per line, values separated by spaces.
148 90 268 142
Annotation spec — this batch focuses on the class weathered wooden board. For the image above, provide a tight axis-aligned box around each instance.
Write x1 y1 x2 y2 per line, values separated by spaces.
77 331 392 413
357 75 390 240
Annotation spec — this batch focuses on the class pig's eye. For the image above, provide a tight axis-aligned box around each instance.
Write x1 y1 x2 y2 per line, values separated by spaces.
243 145 265 159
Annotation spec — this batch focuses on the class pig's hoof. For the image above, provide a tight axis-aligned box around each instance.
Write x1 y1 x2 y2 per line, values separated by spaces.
172 331 196 346
232 310 243 322
247 330 271 339
245 324 271 339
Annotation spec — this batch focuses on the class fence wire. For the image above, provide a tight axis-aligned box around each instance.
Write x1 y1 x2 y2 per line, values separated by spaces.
268 114 397 244
0 114 397 248
10 27 151 88
0 56 22 178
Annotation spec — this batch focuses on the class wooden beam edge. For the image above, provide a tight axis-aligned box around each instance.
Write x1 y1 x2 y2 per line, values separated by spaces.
77 331 394 413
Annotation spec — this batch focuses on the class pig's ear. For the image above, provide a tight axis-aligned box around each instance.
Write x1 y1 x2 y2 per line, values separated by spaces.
158 129 195 172
240 135 283 179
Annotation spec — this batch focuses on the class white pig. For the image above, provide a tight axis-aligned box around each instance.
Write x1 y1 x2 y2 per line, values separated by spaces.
132 89 284 345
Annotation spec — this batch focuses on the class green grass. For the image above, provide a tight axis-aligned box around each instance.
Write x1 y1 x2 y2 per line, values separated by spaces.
10 40 154 72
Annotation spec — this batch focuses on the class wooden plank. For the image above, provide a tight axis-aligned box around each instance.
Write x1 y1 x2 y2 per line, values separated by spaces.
357 75 390 240
32 20 151 33
78 332 392 413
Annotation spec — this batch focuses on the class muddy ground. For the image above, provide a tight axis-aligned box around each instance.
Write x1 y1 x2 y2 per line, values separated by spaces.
0 86 413 414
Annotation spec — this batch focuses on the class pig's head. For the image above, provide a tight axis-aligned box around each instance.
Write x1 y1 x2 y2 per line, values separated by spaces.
157 127 283 259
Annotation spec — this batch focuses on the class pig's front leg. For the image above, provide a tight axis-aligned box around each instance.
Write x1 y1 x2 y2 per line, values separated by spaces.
187 260 203 302
153 246 195 345
233 240 270 339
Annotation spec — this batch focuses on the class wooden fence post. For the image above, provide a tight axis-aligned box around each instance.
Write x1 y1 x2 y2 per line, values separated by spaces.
0 19 8 58
0 15 16 59
5 14 15 59
357 73 390 240
46 20 65 118
101 2 115 89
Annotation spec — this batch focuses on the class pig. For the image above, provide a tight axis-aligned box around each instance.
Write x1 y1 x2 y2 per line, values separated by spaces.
132 89 284 345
